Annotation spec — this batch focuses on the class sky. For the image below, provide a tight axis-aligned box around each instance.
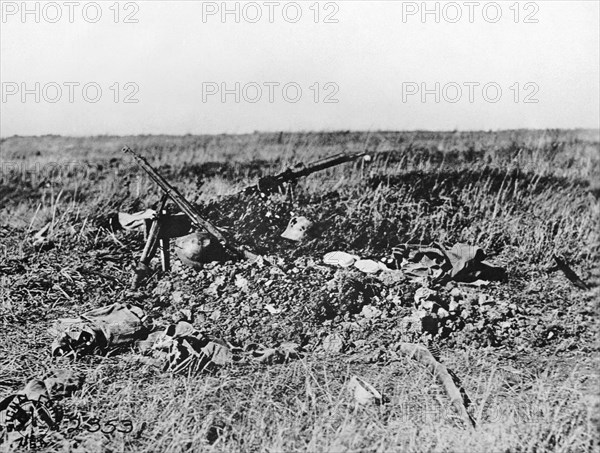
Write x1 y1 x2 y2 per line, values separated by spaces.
0 0 599 136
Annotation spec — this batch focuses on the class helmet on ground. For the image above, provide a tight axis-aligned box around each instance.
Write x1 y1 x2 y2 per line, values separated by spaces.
175 231 229 269
281 216 313 242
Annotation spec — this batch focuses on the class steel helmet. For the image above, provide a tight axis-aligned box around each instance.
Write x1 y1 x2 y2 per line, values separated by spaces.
175 231 229 269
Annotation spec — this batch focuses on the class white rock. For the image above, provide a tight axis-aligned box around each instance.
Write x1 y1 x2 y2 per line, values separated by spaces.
449 300 460 312
414 287 437 305
361 305 382 319
322 333 345 353
437 307 450 319
416 309 429 319
449 287 463 299
354 259 388 274
421 300 435 310
323 251 359 267
235 275 249 290
348 376 382 405
264 304 282 314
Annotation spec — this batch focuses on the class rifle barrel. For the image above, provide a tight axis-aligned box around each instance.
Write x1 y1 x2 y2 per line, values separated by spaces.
290 152 366 178
243 151 366 194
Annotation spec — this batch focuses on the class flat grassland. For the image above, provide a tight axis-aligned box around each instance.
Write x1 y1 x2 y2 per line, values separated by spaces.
1 130 599 452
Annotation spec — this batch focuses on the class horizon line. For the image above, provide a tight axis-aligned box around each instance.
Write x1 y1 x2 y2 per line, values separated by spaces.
2 127 600 141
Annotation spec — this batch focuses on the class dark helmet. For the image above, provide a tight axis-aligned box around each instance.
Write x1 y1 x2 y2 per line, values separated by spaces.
175 231 229 269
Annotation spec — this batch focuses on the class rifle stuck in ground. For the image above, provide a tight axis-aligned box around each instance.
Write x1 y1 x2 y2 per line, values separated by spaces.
548 254 589 290
123 146 257 287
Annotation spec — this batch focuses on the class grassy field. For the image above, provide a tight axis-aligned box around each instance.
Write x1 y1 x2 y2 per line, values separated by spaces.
1 129 599 452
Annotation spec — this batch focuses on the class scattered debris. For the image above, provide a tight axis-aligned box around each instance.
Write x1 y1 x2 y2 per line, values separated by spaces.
49 303 148 357
153 279 173 296
324 243 503 281
235 275 250 291
32 222 51 245
414 287 440 309
171 291 185 304
206 275 227 297
250 342 302 364
354 259 388 274
549 254 589 290
400 243 506 284
376 269 405 286
397 343 475 428
323 251 360 268
264 304 282 314
116 209 156 230
152 321 233 374
4 141 597 446
321 332 346 353
323 253 388 274
348 376 382 405
360 305 382 319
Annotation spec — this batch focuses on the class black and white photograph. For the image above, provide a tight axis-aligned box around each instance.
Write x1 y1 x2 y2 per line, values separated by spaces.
1 1 599 451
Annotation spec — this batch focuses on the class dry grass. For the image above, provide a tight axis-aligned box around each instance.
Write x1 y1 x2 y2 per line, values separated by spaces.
1 129 599 452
